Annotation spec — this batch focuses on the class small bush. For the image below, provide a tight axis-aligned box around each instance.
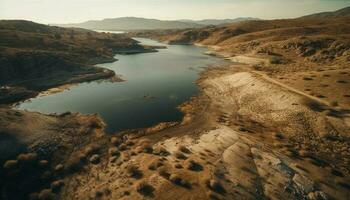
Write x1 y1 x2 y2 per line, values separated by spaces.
157 166 170 178
108 147 120 156
206 179 226 194
174 151 187 160
185 159 203 171
127 165 143 179
119 144 127 151
178 145 191 154
38 189 55 200
148 160 163 171
269 56 283 64
110 137 122 146
153 146 170 156
89 154 100 164
330 101 338 107
84 144 101 155
169 174 191 188
135 181 154 196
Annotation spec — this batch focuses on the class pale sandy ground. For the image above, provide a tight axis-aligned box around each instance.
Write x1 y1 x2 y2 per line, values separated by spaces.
57 65 350 200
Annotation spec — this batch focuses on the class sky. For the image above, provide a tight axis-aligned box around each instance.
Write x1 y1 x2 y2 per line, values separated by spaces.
0 0 349 24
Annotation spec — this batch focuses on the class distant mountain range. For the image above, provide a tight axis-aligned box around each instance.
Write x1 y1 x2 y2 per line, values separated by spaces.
56 17 260 31
300 6 350 19
55 6 350 31
178 17 259 26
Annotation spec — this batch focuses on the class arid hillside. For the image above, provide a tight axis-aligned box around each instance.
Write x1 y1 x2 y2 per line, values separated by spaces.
131 17 350 108
0 20 157 104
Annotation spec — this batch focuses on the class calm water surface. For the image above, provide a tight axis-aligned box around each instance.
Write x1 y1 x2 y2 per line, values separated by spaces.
17 38 228 133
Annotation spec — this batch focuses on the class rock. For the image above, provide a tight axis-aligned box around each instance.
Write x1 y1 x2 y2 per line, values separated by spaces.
17 153 38 164
293 174 314 194
308 191 329 200
54 164 64 172
51 180 64 193
38 160 49 168
3 160 18 170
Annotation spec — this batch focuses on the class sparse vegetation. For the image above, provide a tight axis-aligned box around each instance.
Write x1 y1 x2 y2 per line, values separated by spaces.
174 151 187 160
134 181 154 196
185 159 203 171
89 154 100 164
127 165 143 179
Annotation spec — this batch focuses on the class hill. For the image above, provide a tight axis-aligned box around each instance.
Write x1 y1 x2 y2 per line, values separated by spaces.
0 20 156 104
58 17 205 31
179 17 260 26
301 6 350 19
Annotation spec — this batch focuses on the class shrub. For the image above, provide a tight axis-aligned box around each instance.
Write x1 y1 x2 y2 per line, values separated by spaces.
135 181 154 196
84 144 101 155
66 153 86 171
38 189 55 200
110 137 122 146
119 144 127 151
127 165 143 179
174 151 187 160
206 179 226 194
178 145 191 154
153 146 170 156
269 56 283 64
148 160 163 171
89 154 100 164
108 147 120 156
185 159 203 171
169 174 191 188
157 166 170 178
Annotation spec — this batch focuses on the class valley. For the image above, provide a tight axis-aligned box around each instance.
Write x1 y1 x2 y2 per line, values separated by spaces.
0 4 350 200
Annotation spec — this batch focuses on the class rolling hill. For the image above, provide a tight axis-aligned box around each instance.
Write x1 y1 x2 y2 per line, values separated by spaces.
301 6 350 19
179 17 260 26
57 17 205 31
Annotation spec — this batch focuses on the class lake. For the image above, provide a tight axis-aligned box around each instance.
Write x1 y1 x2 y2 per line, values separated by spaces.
17 38 228 133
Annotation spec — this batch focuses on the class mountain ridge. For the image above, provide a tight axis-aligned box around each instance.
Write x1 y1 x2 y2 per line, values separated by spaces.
56 17 259 31
300 6 350 18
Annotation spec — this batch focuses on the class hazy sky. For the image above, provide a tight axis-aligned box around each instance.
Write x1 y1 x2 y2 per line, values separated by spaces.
1 0 349 24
